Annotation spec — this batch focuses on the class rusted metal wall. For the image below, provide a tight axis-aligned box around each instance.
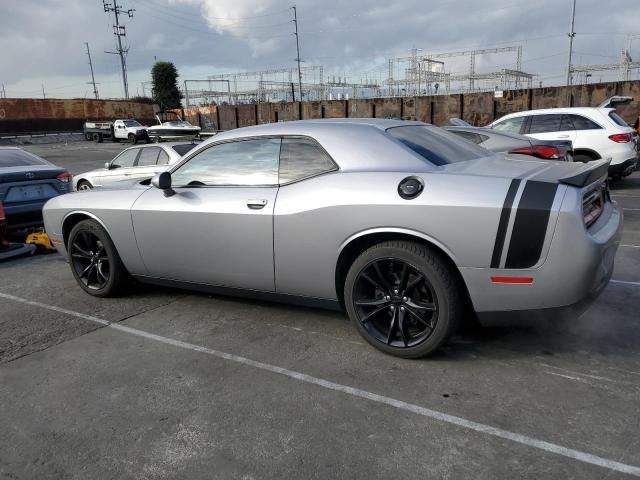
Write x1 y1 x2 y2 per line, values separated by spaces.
4 80 640 135
0 98 156 134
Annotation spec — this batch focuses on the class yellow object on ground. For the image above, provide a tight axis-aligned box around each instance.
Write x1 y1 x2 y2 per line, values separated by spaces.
25 231 56 251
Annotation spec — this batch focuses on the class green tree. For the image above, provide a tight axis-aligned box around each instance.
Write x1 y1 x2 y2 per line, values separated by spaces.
151 61 182 109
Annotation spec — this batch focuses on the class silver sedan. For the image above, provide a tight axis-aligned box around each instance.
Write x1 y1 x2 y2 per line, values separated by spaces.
43 119 621 358
73 142 198 191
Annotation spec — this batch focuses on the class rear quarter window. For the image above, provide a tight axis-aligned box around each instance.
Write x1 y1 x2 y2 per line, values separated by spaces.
172 144 198 156
608 111 629 127
386 126 489 166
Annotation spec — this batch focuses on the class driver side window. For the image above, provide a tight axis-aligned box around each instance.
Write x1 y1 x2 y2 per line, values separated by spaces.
171 138 280 187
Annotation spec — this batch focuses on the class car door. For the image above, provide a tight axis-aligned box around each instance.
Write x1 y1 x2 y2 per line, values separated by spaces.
94 147 140 187
525 114 577 144
131 137 280 291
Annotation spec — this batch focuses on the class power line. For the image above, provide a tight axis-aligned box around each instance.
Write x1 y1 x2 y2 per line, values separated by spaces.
102 0 135 99
85 42 100 100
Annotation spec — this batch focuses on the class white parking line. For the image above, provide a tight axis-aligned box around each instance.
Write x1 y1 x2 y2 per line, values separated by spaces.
613 194 640 198
621 244 640 249
1 292 640 477
623 208 640 212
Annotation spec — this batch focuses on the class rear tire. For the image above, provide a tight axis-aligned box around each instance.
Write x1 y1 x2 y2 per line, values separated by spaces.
92 133 103 143
128 133 137 144
344 241 462 358
68 220 129 297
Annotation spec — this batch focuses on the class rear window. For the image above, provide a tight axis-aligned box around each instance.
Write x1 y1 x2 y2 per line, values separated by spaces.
172 144 198 156
608 111 629 127
0 149 46 167
386 126 489 165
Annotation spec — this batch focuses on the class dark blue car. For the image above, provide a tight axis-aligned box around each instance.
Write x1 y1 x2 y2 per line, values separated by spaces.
0 147 72 230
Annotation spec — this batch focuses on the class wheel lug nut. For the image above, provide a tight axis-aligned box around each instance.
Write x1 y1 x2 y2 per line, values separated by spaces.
403 297 408 302
385 295 390 301
390 306 395 311
400 306 405 311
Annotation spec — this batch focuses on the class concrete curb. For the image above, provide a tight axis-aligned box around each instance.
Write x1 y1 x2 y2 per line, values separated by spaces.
0 133 85 146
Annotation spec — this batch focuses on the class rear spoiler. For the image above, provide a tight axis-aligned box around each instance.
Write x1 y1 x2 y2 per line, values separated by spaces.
598 96 633 108
559 160 610 187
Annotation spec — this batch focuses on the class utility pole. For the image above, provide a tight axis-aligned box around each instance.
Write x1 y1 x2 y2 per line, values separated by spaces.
41 84 46 99
102 0 135 99
291 6 303 102
85 42 99 100
566 0 576 87
1 84 5 99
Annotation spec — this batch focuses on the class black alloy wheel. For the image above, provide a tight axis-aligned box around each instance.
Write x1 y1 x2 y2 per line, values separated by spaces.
68 219 129 297
344 241 461 358
353 258 438 348
70 230 110 290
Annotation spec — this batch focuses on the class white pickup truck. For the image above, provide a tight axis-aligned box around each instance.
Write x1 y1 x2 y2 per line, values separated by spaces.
83 119 149 144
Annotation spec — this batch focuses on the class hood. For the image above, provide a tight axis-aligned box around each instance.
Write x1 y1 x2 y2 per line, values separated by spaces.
441 155 609 186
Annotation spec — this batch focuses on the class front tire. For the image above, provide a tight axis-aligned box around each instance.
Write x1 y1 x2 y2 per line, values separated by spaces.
344 241 462 358
68 219 129 297
76 180 93 191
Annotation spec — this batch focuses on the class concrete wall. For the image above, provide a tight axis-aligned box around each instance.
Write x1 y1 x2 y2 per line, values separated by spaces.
0 98 156 134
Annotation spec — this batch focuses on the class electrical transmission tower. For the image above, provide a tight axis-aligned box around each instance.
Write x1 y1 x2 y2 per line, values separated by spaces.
102 0 135 99
85 42 99 99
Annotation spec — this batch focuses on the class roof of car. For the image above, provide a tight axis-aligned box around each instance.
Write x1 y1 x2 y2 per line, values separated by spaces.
495 107 613 120
445 125 528 141
208 118 429 143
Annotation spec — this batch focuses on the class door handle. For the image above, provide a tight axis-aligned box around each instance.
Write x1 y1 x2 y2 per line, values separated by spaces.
557 135 571 138
247 199 267 210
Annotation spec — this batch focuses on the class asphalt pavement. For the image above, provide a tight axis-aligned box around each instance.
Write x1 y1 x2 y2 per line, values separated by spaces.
1 143 639 479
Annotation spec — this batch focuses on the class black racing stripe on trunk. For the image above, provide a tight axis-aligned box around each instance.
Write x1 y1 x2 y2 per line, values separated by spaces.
505 181 558 269
490 179 521 268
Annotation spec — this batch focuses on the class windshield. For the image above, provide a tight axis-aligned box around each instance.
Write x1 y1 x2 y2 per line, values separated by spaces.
386 125 489 165
166 121 193 127
0 149 46 167
123 120 142 127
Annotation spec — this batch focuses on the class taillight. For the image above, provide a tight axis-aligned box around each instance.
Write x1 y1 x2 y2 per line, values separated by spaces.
608 133 632 143
582 182 607 227
56 172 73 183
0 201 5 222
510 145 563 159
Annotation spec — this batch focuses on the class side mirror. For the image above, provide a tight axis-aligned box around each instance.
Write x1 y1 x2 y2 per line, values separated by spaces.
151 171 175 197
104 162 111 170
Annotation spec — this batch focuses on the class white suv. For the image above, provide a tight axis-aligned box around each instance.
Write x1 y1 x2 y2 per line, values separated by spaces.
489 107 638 178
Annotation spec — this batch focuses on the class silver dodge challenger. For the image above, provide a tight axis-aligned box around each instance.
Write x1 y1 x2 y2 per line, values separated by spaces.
42 119 622 358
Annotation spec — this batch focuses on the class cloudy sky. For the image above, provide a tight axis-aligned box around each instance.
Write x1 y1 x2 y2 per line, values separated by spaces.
2 0 639 99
